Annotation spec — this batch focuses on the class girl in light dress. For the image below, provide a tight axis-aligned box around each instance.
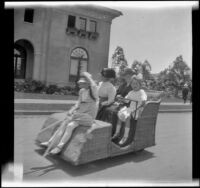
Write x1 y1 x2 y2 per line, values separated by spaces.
40 72 99 156
112 74 147 147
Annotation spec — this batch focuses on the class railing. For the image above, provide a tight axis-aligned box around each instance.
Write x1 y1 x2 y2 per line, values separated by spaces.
66 27 99 40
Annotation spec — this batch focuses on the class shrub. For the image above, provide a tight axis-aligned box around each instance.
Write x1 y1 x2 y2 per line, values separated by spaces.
14 79 79 96
45 84 60 94
14 81 25 92
31 80 46 93
14 79 46 93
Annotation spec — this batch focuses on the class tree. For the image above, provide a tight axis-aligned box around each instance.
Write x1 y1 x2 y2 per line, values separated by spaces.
131 60 142 74
141 60 152 85
131 59 152 87
111 46 128 75
167 55 191 96
156 55 191 97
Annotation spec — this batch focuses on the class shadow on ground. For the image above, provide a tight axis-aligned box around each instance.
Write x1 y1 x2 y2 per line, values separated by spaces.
24 147 155 177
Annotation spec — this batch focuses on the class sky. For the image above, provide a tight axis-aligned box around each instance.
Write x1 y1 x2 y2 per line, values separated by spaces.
105 3 194 73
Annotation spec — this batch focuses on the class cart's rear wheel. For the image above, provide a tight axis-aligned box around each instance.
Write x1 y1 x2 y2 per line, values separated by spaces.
136 149 144 152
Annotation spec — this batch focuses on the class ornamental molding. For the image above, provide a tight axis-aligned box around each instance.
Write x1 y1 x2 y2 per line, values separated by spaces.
57 5 122 22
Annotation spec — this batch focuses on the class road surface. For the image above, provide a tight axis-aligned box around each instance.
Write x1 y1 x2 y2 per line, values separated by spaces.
13 113 193 186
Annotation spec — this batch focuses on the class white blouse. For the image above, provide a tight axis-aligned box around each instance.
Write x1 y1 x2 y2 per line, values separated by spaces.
98 81 116 105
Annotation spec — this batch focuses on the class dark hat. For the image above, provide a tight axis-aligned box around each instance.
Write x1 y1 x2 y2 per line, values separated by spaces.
121 68 135 76
101 68 116 79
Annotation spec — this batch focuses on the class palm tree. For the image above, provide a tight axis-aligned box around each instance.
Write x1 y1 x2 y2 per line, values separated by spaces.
131 60 142 74
141 60 152 86
112 46 128 76
131 60 152 87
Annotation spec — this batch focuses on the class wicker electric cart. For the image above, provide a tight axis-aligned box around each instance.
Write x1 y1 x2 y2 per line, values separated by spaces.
36 98 161 165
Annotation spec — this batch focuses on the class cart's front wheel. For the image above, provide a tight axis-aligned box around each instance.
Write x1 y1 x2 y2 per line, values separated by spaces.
136 149 144 153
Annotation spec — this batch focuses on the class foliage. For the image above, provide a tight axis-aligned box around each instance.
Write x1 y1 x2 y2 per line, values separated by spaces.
45 84 60 94
131 59 152 87
142 60 152 81
131 60 142 74
111 46 128 75
14 79 78 95
155 55 191 97
14 79 46 93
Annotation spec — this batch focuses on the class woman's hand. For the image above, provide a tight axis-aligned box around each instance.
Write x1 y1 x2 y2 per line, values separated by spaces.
116 95 124 102
101 101 109 106
117 96 129 103
116 95 122 99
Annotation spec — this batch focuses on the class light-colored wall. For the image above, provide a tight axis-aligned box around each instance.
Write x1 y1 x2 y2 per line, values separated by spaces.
14 8 46 80
46 9 112 86
14 7 119 86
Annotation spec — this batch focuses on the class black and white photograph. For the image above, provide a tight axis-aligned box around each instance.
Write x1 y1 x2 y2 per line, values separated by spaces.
2 1 199 187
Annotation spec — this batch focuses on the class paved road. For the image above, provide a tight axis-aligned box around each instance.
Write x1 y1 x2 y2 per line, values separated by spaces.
14 113 193 186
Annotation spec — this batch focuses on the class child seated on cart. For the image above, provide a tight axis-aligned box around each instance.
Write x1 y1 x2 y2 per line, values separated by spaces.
112 74 147 147
40 72 99 156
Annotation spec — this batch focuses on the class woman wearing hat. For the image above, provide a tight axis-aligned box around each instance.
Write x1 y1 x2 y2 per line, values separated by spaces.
96 68 117 120
116 68 136 98
39 72 99 155
96 68 137 136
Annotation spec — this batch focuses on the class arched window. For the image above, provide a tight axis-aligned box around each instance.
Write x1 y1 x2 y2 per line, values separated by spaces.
14 45 27 79
69 47 88 82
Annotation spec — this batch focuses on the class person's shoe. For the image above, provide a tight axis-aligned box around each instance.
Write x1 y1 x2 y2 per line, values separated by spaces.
112 133 119 140
50 146 62 155
118 137 129 147
112 133 121 143
40 141 49 147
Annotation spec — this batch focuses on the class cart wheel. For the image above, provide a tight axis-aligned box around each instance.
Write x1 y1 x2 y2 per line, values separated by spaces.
136 149 144 153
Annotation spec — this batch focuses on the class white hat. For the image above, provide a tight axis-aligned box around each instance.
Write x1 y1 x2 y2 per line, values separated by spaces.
77 78 88 84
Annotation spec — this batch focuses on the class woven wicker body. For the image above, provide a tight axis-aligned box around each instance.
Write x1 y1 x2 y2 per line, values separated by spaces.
110 100 160 157
60 120 112 165
36 100 160 165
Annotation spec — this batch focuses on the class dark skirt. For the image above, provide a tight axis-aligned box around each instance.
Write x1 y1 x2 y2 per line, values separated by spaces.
96 102 127 135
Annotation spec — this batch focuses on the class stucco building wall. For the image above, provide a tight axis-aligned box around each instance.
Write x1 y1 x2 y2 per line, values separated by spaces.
14 6 122 86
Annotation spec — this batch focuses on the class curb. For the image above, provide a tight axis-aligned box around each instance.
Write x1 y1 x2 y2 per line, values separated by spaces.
14 109 192 115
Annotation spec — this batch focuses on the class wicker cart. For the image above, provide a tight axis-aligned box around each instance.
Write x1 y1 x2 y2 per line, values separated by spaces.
36 99 161 166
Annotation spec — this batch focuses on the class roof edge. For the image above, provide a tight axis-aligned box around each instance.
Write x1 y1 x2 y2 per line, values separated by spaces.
79 4 123 18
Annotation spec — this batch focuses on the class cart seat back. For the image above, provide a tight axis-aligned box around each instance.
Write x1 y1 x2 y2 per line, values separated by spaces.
133 99 161 150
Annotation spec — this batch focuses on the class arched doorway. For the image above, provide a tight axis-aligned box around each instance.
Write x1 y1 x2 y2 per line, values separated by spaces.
14 39 34 79
69 47 89 82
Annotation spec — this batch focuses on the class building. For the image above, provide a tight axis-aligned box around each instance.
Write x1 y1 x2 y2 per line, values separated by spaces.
14 5 122 86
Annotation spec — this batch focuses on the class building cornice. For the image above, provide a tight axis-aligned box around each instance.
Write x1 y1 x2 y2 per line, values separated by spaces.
57 5 122 22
